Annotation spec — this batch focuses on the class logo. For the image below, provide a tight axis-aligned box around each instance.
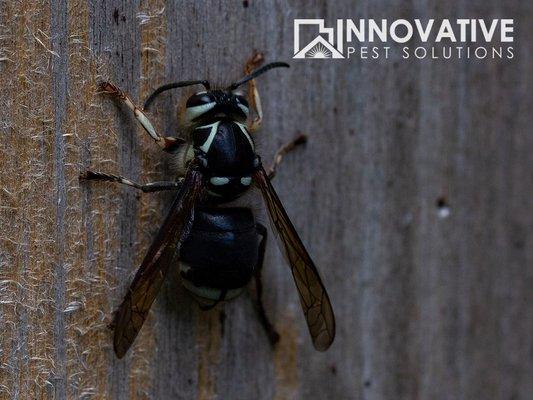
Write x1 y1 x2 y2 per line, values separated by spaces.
293 19 515 61
293 19 344 59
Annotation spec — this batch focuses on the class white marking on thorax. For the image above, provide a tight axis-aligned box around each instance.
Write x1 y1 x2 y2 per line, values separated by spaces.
235 122 254 150
240 177 252 185
186 102 216 121
210 177 229 186
197 121 221 153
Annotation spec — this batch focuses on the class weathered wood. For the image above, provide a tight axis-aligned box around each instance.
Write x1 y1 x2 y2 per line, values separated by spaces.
0 1 531 399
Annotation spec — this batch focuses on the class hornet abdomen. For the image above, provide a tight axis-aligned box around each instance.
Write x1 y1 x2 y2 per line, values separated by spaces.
179 207 260 302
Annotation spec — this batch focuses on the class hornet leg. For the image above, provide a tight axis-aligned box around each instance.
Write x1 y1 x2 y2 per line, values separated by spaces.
79 170 182 193
251 223 280 346
267 134 308 180
98 82 184 152
244 52 264 133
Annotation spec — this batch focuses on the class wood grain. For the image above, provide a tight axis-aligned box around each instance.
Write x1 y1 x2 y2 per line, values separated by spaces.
0 1 531 399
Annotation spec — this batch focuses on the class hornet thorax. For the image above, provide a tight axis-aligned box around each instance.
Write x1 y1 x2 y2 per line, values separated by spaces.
186 90 258 203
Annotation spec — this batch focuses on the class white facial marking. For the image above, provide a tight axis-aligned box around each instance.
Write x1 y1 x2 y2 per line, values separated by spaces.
210 177 229 186
197 121 220 153
240 177 252 185
186 102 216 121
235 122 254 150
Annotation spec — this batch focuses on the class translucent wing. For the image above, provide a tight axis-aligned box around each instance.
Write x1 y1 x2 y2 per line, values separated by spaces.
253 167 335 351
113 167 203 358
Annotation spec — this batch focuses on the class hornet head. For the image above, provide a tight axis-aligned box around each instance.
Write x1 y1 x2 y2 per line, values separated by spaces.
184 90 249 124
142 62 289 125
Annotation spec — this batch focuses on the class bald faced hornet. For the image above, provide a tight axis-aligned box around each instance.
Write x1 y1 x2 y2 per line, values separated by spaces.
81 58 335 358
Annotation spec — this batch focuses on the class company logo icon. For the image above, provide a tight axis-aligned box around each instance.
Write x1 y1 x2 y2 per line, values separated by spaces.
293 19 344 59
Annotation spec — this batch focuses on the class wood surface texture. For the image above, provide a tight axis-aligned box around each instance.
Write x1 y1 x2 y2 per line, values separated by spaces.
0 0 531 399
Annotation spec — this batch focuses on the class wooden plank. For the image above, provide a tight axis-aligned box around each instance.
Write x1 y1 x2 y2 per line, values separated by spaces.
0 0 531 399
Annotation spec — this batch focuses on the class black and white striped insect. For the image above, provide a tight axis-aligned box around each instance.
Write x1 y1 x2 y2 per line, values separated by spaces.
80 58 335 358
